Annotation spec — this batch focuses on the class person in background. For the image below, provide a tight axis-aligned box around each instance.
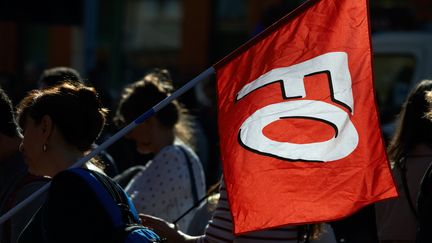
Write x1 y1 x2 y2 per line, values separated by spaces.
38 66 82 88
113 69 206 233
0 86 49 243
0 86 26 218
375 79 432 243
414 89 432 243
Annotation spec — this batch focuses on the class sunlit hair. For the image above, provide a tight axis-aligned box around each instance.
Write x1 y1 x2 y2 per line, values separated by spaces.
388 79 432 166
114 69 195 148
426 91 432 120
16 82 108 152
0 86 19 137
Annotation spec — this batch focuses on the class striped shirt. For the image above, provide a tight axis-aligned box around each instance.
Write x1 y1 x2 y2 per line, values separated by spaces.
196 180 300 243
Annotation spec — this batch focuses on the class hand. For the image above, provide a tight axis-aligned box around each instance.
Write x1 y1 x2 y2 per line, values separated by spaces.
139 214 197 243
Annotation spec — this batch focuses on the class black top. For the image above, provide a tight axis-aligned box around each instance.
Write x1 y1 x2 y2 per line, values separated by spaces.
17 170 116 243
0 152 27 206
416 162 432 243
330 204 379 243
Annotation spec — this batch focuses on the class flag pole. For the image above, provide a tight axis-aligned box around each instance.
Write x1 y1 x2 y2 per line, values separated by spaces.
0 67 216 225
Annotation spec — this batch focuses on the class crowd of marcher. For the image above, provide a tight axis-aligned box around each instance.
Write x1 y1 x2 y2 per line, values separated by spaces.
1 65 432 243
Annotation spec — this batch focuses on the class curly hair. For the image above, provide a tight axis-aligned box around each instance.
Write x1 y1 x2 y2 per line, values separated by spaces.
114 69 196 149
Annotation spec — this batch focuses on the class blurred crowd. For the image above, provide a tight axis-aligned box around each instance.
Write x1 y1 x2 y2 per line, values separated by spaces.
1 63 432 242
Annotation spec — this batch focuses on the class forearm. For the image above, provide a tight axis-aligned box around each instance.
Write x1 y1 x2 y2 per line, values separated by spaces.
140 214 201 243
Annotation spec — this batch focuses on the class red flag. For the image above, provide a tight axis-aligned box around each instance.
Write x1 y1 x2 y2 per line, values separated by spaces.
214 0 398 234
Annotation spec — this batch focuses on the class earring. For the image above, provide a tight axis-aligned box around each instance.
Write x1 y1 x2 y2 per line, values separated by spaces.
43 144 48 152
19 143 24 152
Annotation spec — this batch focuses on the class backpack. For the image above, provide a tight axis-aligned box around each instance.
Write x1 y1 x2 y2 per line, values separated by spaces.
67 168 162 243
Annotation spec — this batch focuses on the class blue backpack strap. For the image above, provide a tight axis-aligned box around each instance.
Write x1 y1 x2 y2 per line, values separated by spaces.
67 168 162 243
67 168 124 228
89 169 141 224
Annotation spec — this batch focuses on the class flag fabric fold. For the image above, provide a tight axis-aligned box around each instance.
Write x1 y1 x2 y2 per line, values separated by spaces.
214 0 398 234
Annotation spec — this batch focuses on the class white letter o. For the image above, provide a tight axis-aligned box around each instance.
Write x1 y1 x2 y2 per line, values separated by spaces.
239 100 358 162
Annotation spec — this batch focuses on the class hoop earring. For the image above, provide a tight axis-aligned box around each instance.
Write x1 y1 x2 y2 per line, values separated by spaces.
19 143 24 152
43 144 48 152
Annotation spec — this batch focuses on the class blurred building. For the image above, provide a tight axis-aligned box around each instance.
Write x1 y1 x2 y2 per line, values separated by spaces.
0 0 431 105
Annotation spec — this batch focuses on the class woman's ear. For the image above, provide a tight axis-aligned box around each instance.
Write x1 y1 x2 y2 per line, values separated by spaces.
40 115 54 141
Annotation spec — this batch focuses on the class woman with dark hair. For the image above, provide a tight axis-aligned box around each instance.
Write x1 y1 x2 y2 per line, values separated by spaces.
415 90 432 243
0 87 48 243
16 83 107 176
376 79 432 243
38 66 119 177
14 82 120 243
114 69 206 232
